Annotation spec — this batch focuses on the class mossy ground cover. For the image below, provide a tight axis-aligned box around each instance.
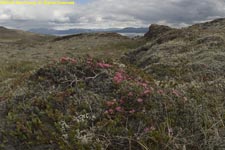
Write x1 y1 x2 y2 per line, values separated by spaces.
0 56 224 150
1 19 225 149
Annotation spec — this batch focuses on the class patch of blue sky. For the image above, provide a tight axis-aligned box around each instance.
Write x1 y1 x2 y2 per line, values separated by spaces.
75 0 92 4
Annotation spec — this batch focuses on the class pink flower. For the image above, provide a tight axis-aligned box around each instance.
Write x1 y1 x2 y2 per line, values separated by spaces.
60 57 69 63
172 90 180 97
115 106 123 112
142 83 148 89
144 126 156 133
128 92 133 96
97 62 112 68
113 71 124 84
60 57 76 64
87 60 91 63
86 57 93 64
168 128 173 136
69 58 77 64
157 89 164 95
137 98 143 103
183 97 188 102
104 110 109 115
150 126 156 131
106 101 115 107
144 127 150 133
137 82 148 89
87 57 93 61
143 89 151 95
129 109 135 114
108 109 114 114
119 99 125 104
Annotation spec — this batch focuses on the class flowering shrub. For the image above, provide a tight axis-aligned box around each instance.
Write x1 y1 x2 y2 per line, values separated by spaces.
60 57 77 64
1 56 223 150
113 70 125 84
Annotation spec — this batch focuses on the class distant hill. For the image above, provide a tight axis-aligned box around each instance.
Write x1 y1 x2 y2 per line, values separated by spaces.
114 27 149 33
28 27 149 36
29 28 93 35
0 26 53 43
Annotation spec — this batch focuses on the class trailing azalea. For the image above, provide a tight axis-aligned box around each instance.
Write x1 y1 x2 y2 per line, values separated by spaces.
2 56 192 150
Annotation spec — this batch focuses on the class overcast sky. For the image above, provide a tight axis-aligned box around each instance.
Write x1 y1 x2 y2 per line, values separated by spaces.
0 0 225 30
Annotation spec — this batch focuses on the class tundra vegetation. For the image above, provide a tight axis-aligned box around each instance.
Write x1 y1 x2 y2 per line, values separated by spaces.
0 18 225 149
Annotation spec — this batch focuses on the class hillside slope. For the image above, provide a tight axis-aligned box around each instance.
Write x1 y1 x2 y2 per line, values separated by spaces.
124 18 225 97
126 19 225 76
123 18 225 149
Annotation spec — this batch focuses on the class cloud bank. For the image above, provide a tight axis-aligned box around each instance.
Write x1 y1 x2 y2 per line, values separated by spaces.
0 0 225 30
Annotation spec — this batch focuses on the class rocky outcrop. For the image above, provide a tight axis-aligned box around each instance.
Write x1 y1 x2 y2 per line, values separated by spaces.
144 24 174 39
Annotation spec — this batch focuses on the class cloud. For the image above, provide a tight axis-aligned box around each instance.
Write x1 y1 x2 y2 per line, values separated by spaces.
0 0 225 29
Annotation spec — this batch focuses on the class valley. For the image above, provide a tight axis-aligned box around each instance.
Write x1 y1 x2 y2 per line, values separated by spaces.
0 18 225 150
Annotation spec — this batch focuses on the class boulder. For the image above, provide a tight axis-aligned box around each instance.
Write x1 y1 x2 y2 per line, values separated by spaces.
144 24 173 39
